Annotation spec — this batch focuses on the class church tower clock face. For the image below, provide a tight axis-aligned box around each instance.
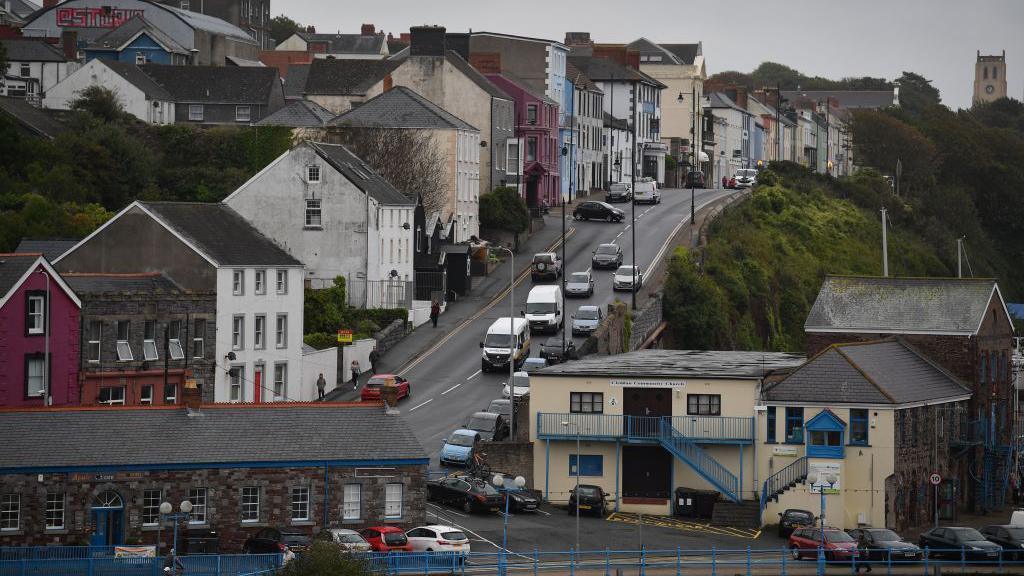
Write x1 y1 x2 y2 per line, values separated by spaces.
986 85 995 94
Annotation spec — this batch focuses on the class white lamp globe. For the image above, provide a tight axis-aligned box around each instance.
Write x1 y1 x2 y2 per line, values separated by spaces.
514 476 526 488
159 502 173 515
492 474 504 487
180 500 193 514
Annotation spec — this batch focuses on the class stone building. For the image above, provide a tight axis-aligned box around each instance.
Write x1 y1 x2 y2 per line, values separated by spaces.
973 50 1007 105
0 402 428 549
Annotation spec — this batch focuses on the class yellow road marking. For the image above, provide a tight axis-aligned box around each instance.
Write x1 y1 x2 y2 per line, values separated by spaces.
605 512 761 540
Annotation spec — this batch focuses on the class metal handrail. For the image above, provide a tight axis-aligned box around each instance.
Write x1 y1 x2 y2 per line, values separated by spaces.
537 413 754 442
760 456 809 516
660 419 739 501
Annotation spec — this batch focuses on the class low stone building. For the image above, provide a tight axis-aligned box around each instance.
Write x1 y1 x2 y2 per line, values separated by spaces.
0 401 428 550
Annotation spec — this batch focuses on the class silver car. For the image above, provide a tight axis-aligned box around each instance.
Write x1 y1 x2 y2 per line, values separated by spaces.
613 265 644 292
734 168 757 189
316 528 371 552
572 305 603 336
565 271 594 297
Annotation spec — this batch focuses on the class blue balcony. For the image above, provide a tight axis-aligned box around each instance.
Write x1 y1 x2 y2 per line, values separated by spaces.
537 413 754 444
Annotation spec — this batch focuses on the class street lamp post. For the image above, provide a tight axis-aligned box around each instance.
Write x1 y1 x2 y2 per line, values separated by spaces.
677 88 697 246
491 246 516 442
807 472 838 576
630 81 638 311
561 421 581 554
491 474 527 575
159 500 193 563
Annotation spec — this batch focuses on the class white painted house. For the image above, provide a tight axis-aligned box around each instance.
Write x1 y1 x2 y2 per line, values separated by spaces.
1 38 71 103
44 59 174 124
224 141 416 308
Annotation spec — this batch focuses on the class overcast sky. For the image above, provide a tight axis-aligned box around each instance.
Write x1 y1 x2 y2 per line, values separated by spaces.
280 0 1022 110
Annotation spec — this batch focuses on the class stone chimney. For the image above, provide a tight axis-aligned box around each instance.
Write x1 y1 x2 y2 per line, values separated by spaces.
361 23 375 36
409 25 446 57
183 370 202 412
564 32 592 47
60 30 77 61
305 25 316 33
470 52 501 75
43 0 59 7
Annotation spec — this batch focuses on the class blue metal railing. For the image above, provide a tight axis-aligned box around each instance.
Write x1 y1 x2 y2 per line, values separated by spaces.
670 415 755 442
537 413 754 442
0 546 117 561
658 420 740 502
0 553 281 576
759 455 809 519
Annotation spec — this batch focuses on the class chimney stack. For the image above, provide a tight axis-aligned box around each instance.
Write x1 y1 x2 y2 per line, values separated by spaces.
360 23 375 36
564 32 592 47
43 0 58 7
183 370 202 412
305 25 316 34
60 30 77 61
409 25 446 57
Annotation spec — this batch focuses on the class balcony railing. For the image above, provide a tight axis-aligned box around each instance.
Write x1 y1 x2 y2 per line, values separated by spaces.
537 413 754 443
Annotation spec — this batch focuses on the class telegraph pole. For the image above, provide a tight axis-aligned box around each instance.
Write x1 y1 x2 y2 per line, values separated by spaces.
631 80 638 311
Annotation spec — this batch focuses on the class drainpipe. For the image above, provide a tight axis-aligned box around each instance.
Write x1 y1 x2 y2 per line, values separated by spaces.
323 462 330 527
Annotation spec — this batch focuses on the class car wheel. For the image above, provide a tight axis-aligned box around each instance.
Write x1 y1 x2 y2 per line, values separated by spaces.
606 214 614 222
405 385 411 398
791 545 801 560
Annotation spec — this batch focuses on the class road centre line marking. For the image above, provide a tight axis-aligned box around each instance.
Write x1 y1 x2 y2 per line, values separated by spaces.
466 370 481 380
409 398 433 411
441 383 462 395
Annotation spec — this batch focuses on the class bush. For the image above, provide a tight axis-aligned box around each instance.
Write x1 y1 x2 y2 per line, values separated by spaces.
480 186 530 233
303 333 337 350
280 542 372 576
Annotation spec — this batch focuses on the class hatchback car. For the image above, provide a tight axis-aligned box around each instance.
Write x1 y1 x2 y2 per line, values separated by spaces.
847 528 922 562
539 337 571 364
520 357 548 374
567 484 609 516
426 476 503 514
360 374 411 402
789 528 860 562
360 526 412 552
734 168 757 189
572 305 603 336
919 527 1002 560
406 525 471 555
778 509 816 538
243 527 311 554
439 429 481 467
315 528 371 553
502 372 530 400
592 243 623 269
613 265 644 292
981 525 1024 559
685 170 706 188
466 411 508 441
573 201 624 222
565 271 594 297
486 398 512 419
605 183 632 203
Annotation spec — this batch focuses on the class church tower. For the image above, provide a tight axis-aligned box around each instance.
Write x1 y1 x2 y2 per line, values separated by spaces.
973 50 1007 105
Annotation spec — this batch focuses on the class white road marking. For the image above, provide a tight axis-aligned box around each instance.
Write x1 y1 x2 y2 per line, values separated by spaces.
615 232 623 239
466 370 481 380
409 398 433 411
441 383 462 395
623 225 632 231
427 505 532 560
533 508 551 516
428 503 466 518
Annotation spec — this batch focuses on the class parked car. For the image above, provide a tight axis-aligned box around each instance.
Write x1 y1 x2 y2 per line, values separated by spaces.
502 372 530 400
531 252 563 281
360 374 411 402
503 489 540 513
734 168 757 189
613 265 644 292
592 243 624 269
486 398 512 419
521 357 548 373
605 183 632 203
567 484 609 517
426 476 503 514
243 527 311 554
573 201 625 222
778 508 816 538
565 271 594 297
572 305 604 336
315 528 371 553
788 527 860 562
727 177 737 189
406 525 471 555
466 411 508 441
847 528 922 562
360 526 412 552
981 525 1024 559
685 170 706 188
918 527 1002 560
440 429 481 467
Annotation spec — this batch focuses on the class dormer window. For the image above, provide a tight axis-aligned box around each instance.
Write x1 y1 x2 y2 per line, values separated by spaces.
306 165 321 183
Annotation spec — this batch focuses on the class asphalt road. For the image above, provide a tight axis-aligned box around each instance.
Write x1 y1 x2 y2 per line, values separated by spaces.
391 187 733 464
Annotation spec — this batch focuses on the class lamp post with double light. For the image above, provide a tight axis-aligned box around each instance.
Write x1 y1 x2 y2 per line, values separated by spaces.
159 500 193 565
491 474 526 575
807 472 838 576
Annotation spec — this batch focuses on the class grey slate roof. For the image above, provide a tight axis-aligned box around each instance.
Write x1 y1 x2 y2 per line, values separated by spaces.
139 202 302 267
162 4 256 43
626 39 700 66
763 339 971 405
3 0 40 20
101 61 173 100
84 15 188 55
706 92 749 114
0 38 65 62
0 97 66 139
295 32 385 55
329 86 477 131
256 99 334 127
283 64 310 99
15 238 78 260
661 43 701 65
0 253 39 301
537 349 805 379
567 56 667 88
303 58 400 96
310 143 413 205
63 273 182 294
805 276 1003 335
565 61 601 93
0 405 427 470
781 90 896 110
139 64 279 104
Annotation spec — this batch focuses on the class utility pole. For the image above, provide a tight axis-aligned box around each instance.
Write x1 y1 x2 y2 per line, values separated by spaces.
776 83 781 163
630 80 638 311
690 84 696 246
881 208 889 277
957 237 964 278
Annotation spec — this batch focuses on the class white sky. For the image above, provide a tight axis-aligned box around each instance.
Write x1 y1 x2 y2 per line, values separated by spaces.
279 0 1023 109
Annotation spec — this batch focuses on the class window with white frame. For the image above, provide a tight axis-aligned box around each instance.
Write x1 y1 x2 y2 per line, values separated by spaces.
143 320 158 360
1 494 20 531
229 366 243 401
164 384 177 404
273 363 286 400
188 488 207 524
26 294 44 334
254 315 265 349
98 386 126 405
87 320 101 362
232 270 244 295
142 489 161 526
506 141 520 175
384 483 403 519
305 199 322 227
240 486 260 522
45 491 64 530
188 105 204 121
275 314 287 348
290 486 309 521
140 384 153 405
113 321 130 360
168 320 184 360
235 106 251 122
275 270 287 294
232 316 244 350
306 165 321 183
193 319 205 359
135 52 146 65
254 270 266 294
25 354 44 398
19 63 30 78
342 484 360 520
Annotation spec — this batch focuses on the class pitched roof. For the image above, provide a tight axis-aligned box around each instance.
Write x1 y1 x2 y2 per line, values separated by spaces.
255 99 334 127
0 404 427 470
706 91 749 114
565 61 601 93
566 56 666 88
3 0 40 19
660 43 701 65
0 96 66 139
805 276 1007 336
780 90 896 110
0 253 39 302
303 58 400 96
283 64 310 99
310 142 413 205
537 349 806 379
138 202 302 267
162 4 256 43
0 38 65 62
62 272 182 294
15 238 78 260
626 38 700 66
329 85 477 131
100 61 173 100
442 50 512 100
763 339 972 406
138 64 279 103
84 15 188 55
296 31 385 54
387 39 408 54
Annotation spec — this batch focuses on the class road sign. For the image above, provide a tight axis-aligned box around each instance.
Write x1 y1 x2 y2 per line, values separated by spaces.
929 473 942 486
337 329 353 344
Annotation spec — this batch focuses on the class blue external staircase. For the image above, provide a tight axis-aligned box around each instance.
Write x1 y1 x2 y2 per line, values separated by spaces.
658 419 740 502
759 456 809 522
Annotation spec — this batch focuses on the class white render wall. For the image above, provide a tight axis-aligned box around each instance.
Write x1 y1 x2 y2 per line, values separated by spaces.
2 59 69 96
455 129 481 242
44 59 173 124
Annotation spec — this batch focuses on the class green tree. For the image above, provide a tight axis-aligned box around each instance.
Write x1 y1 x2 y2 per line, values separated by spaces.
479 186 529 234
848 109 937 198
268 15 304 45
304 276 347 335
895 72 941 117
662 248 731 349
70 86 130 124
280 542 373 576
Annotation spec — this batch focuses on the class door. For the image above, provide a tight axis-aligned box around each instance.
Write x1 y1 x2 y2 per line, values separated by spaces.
623 387 672 438
622 445 672 499
253 365 264 403
90 508 124 546
526 178 539 211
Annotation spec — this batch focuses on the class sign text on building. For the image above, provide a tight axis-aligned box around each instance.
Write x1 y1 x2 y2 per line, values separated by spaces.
609 379 685 388
56 7 145 29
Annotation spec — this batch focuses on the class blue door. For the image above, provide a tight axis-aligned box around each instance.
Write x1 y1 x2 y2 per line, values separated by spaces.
90 490 125 546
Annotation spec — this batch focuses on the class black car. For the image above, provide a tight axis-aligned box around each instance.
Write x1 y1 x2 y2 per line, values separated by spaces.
918 527 1002 560
427 476 503 514
243 527 311 554
539 337 567 364
847 528 923 562
466 411 508 441
685 170 706 188
573 201 624 222
568 484 609 516
504 489 540 513
591 243 623 269
778 509 816 538
981 525 1024 560
605 183 632 203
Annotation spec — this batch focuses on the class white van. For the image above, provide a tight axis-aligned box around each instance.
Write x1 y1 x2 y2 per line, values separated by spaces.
480 317 531 373
633 177 661 204
525 285 563 334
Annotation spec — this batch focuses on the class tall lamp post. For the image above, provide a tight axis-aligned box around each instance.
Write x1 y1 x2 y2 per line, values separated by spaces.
807 472 838 576
159 500 193 562
490 245 517 442
561 144 571 358
561 421 581 554
677 87 697 245
491 473 527 574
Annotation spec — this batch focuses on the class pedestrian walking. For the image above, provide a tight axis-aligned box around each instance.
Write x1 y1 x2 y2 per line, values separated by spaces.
430 300 440 328
369 345 380 375
316 373 327 400
350 359 360 389
721 175 728 189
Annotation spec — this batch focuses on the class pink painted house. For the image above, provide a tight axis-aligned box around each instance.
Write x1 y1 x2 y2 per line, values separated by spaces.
0 253 81 407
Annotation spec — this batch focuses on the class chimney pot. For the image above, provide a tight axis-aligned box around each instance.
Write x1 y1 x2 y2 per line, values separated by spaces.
306 25 316 34
361 23 375 36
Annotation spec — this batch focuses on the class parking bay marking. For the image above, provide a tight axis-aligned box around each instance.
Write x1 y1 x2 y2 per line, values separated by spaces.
409 398 433 411
426 506 532 560
605 511 761 539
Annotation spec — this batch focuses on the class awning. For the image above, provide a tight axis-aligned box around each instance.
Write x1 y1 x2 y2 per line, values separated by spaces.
698 150 710 162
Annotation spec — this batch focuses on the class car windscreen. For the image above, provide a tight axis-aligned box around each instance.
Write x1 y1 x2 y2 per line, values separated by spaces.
737 169 757 177
871 529 901 542
786 511 814 523
576 308 600 320
441 531 468 541
512 374 529 387
596 245 618 255
533 255 554 264
488 401 510 415
577 486 599 497
383 532 407 545
526 302 556 314
570 273 589 283
338 534 365 544
523 360 546 372
615 266 635 276
610 184 629 192
447 432 475 447
282 533 311 545
597 202 615 209
469 415 496 431
366 377 390 388
470 482 498 495
824 531 854 543
950 528 985 541
483 333 513 348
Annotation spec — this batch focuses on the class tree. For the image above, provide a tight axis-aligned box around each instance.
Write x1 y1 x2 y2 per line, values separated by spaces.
280 542 373 576
479 186 529 234
895 72 941 117
848 109 937 198
662 247 731 349
70 86 130 124
268 15 304 45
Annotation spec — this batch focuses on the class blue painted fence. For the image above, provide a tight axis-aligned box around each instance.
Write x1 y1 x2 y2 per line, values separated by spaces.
0 553 280 576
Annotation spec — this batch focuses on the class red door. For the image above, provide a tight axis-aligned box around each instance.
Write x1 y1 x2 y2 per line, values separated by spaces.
253 365 263 403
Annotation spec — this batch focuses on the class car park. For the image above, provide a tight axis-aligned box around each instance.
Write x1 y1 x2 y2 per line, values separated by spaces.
466 411 508 441
572 305 603 336
243 528 311 554
360 526 412 552
440 429 481 467
426 476 503 514
788 528 860 562
531 253 562 281
525 285 563 333
591 243 623 269
685 170 706 188
734 168 757 189
565 271 594 297
613 265 644 292
567 484 609 516
847 528 922 562
981 525 1024 559
521 357 548 373
360 374 411 402
573 201 625 222
315 528 371 553
918 527 1002 560
406 525 471 555
605 183 632 203
502 371 530 400
632 178 661 204
777 509 816 538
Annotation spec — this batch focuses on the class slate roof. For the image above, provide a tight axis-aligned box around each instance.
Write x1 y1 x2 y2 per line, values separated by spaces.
660 43 701 65
387 39 408 54
537 349 805 379
3 0 40 20
295 31 385 55
626 39 700 66
138 64 279 104
84 15 188 55
804 276 1005 336
0 38 65 62
781 90 896 110
567 56 666 88
763 339 972 405
162 4 256 43
330 85 476 130
303 58 400 96
0 97 66 139
310 143 413 205
283 64 310 99
100 61 173 100
255 99 334 127
0 405 427 470
138 202 302 267
0 253 39 302
565 61 601 93
15 238 78 260
706 92 749 114
62 272 182 294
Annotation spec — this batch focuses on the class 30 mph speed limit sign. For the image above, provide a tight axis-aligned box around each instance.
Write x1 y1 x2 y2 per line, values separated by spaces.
929 473 942 486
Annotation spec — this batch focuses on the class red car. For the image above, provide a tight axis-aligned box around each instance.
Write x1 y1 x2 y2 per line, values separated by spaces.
789 527 860 562
360 374 411 402
359 526 412 552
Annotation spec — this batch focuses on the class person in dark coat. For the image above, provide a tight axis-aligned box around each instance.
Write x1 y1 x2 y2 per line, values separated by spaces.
316 373 327 400
350 359 360 389
369 345 380 374
430 300 441 328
